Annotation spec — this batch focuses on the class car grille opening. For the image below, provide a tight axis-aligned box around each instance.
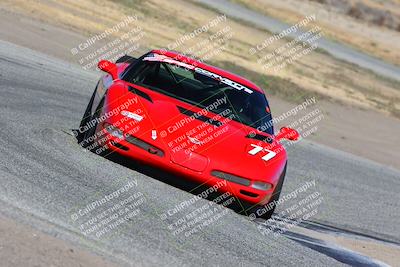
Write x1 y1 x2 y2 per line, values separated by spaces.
125 135 164 157
211 170 251 186
240 190 259 198
112 142 129 151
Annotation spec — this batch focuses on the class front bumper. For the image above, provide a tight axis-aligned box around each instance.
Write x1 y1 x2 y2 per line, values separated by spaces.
96 127 281 206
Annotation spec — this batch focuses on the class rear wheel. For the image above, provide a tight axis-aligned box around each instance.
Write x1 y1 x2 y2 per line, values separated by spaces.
248 163 287 220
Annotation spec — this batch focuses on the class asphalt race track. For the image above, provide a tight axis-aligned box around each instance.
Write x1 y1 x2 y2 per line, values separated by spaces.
1 40 400 266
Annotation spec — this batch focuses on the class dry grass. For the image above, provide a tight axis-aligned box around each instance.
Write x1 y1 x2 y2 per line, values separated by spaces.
3 0 400 117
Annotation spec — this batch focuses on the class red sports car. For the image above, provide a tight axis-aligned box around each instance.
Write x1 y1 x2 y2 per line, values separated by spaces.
77 50 299 219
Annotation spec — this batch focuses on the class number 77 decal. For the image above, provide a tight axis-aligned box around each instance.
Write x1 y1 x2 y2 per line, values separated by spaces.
248 144 276 161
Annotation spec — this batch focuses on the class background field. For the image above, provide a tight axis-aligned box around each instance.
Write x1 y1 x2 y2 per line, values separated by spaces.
1 0 399 168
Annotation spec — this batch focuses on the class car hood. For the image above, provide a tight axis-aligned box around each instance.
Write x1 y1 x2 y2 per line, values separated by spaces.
114 82 286 181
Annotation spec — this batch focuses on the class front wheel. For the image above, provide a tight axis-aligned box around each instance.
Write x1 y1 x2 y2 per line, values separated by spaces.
77 84 105 150
81 97 104 149
248 163 287 220
76 85 97 145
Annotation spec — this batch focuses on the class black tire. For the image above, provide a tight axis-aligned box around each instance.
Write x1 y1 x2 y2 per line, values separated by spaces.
76 85 97 145
81 97 104 150
77 83 105 149
249 163 287 220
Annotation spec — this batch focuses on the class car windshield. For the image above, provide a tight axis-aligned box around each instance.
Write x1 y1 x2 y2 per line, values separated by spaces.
122 53 274 135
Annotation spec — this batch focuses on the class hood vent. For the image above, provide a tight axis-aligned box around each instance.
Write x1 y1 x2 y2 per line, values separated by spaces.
128 86 153 103
246 133 273 144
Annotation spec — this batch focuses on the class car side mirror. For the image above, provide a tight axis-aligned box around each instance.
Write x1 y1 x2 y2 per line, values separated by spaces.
276 127 300 142
98 60 118 80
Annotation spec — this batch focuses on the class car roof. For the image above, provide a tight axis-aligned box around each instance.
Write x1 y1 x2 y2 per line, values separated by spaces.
151 49 264 93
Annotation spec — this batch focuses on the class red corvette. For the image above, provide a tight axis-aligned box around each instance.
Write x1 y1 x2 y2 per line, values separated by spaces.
77 50 299 219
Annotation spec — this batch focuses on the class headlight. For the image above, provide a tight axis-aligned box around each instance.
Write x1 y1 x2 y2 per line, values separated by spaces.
104 123 124 140
251 181 272 191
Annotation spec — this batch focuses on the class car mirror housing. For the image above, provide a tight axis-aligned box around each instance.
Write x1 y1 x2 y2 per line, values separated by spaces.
98 60 118 80
276 127 300 142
